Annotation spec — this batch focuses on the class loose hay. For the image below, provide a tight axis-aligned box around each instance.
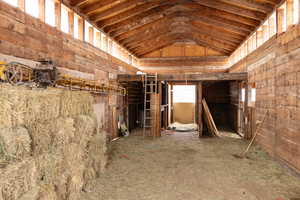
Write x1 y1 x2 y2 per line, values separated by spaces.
74 115 96 148
87 131 108 176
0 158 38 200
60 90 93 117
0 127 31 160
0 85 107 200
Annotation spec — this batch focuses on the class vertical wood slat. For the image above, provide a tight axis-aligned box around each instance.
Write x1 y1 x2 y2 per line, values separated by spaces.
18 0 25 11
95 32 101 48
197 82 203 137
277 8 285 34
68 10 74 36
244 82 249 139
39 0 45 22
170 83 174 124
78 16 84 41
268 16 276 37
286 0 294 28
55 1 61 29
88 26 94 44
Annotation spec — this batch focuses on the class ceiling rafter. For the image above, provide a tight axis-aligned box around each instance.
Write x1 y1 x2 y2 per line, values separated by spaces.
192 0 267 20
88 0 142 21
67 0 283 58
97 0 170 28
217 0 274 13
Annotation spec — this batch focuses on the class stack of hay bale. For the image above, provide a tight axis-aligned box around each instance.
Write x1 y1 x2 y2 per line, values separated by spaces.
0 84 108 200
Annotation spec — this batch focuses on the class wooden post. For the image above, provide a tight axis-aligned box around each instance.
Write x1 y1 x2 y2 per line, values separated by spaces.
268 16 276 37
244 82 249 139
170 83 174 123
197 82 203 137
18 0 25 11
277 8 285 34
55 1 61 29
39 0 45 22
78 16 84 41
88 26 94 44
286 0 294 28
95 32 101 48
68 10 74 36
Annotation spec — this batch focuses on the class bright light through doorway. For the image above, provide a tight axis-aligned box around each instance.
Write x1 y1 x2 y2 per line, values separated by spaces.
173 85 195 103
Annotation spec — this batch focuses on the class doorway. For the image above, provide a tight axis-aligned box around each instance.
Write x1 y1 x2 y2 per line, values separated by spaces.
172 85 196 124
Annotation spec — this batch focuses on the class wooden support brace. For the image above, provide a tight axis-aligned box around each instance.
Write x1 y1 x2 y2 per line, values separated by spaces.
55 1 61 29
197 82 203 137
95 32 101 48
78 16 84 40
39 0 45 22
88 26 94 44
277 8 285 34
286 0 294 28
68 10 74 36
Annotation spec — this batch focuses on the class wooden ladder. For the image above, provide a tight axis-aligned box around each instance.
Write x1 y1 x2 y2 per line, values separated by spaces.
143 73 158 137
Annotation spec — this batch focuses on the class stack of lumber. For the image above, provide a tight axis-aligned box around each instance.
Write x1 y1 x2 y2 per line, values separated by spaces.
202 98 220 137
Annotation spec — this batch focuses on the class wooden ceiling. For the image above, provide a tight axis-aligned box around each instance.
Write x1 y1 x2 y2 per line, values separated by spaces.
68 0 282 58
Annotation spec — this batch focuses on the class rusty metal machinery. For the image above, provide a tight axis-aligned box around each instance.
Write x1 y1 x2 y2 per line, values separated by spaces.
0 60 126 96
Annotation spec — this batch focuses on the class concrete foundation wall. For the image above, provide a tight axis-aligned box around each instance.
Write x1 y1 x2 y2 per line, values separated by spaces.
229 24 300 173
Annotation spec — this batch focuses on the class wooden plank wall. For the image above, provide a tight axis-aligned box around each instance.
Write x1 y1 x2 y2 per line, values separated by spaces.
144 43 224 58
229 23 300 173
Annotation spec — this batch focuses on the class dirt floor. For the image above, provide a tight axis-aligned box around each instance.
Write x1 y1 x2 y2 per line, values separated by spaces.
82 131 300 200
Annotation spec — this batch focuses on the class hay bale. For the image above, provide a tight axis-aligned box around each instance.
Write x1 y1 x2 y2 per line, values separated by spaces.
60 90 93 117
37 185 58 200
18 188 39 200
67 175 84 200
87 131 108 176
27 117 75 155
0 85 28 128
52 117 75 149
0 158 38 200
26 122 53 155
0 127 31 160
73 115 96 148
24 89 61 126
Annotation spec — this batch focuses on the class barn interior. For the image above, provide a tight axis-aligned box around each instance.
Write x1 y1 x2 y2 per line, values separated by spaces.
0 0 300 199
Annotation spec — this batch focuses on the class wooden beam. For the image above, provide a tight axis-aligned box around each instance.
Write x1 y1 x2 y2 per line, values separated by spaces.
183 2 260 27
55 1 61 29
106 5 176 37
80 0 122 15
88 0 141 20
192 0 267 20
191 15 250 36
39 0 45 22
78 16 84 40
97 0 168 28
68 10 74 36
190 33 233 55
191 21 244 41
118 72 248 82
136 40 178 57
286 0 294 28
95 31 101 48
70 0 89 7
277 7 285 33
115 17 169 42
196 82 203 137
217 0 274 13
88 26 94 44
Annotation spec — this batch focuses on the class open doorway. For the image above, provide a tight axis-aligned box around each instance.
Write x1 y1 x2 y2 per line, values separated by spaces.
168 85 198 132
